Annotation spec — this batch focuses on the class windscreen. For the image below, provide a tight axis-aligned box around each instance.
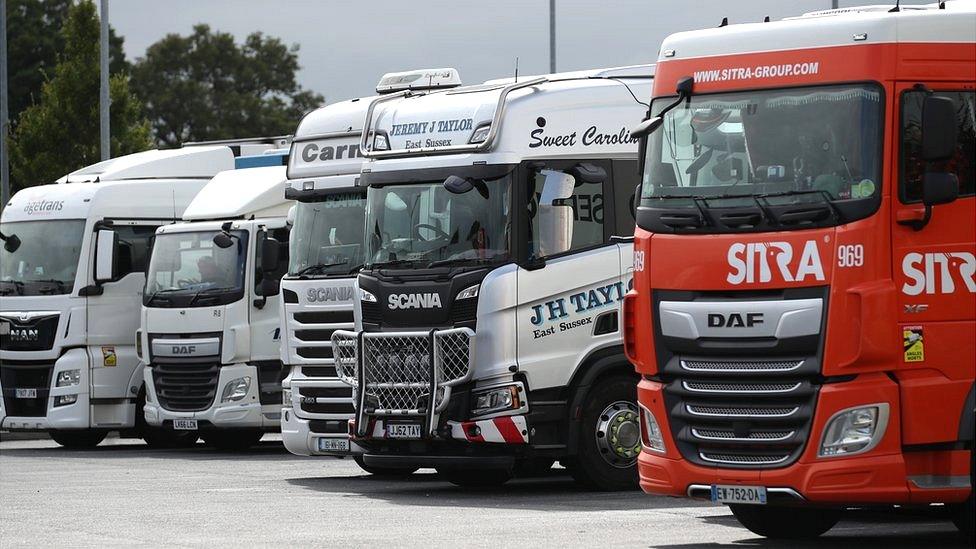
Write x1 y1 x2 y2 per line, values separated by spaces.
288 192 366 277
0 220 85 296
144 230 248 307
364 172 512 270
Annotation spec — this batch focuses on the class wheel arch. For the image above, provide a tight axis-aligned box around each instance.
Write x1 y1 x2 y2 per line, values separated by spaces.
564 344 637 455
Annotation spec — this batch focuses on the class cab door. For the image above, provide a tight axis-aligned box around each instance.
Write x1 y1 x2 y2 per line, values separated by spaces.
250 225 290 405
891 83 976 444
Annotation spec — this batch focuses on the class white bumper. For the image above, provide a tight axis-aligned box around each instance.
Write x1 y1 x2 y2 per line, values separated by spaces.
281 406 362 457
143 363 278 429
1 348 95 431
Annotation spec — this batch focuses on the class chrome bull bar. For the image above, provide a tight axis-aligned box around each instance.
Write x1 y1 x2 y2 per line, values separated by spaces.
331 328 475 437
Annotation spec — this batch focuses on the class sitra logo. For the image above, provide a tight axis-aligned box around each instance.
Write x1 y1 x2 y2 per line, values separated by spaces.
388 293 442 310
902 252 976 295
727 240 824 285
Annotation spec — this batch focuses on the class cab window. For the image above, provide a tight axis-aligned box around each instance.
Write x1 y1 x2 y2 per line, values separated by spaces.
900 90 976 202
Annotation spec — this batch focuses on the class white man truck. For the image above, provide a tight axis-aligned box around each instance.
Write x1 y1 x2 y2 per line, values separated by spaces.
0 141 284 448
281 71 458 474
332 66 653 488
140 155 293 450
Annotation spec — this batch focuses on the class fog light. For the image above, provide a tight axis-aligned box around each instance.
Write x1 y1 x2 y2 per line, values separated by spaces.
819 403 889 457
471 385 521 416
639 404 666 453
221 376 251 403
282 388 293 406
56 369 81 387
55 394 78 407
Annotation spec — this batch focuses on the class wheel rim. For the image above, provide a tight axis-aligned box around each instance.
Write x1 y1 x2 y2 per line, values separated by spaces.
595 400 640 468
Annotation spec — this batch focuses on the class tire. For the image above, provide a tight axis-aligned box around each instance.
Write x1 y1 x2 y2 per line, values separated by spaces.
951 447 974 541
569 375 640 491
354 456 419 477
142 426 198 449
201 429 265 450
50 430 107 449
729 505 842 539
513 458 555 478
437 467 513 488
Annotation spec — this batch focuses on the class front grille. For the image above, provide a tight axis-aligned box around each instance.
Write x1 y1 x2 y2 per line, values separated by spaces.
692 428 795 442
151 359 220 411
451 299 478 324
301 366 338 378
699 452 792 465
686 404 799 417
0 314 60 351
361 301 381 324
683 381 801 393
681 359 804 372
290 309 352 362
299 387 355 414
0 361 53 416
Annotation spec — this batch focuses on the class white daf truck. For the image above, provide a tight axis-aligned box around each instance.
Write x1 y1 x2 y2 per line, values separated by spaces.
281 69 459 474
332 66 653 488
0 140 284 448
140 157 293 450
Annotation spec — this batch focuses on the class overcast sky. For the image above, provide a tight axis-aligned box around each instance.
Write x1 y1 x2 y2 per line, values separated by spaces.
108 0 931 104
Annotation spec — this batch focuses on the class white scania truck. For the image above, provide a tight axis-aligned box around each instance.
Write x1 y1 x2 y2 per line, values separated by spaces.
0 140 284 448
140 157 293 450
332 66 653 488
281 70 459 474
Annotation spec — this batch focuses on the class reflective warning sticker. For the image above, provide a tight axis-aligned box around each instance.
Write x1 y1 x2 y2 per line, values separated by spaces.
903 326 924 363
101 346 117 367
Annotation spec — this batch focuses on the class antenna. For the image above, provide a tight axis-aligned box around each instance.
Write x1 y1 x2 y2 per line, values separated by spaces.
514 56 519 83
889 0 900 12
171 189 177 222
719 17 728 27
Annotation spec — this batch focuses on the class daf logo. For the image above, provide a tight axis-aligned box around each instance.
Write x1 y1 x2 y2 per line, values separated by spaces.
388 293 442 310
307 287 353 303
707 312 764 328
171 345 196 354
9 328 39 342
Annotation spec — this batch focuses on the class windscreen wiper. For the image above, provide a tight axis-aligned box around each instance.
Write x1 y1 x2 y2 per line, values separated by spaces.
0 280 24 296
370 258 424 270
144 287 183 305
27 279 69 294
294 261 348 278
757 189 841 223
186 287 234 307
426 257 499 269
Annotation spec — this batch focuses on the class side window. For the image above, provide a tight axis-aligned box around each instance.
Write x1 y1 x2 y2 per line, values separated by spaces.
528 163 606 260
255 227 290 293
900 90 976 202
113 225 157 279
611 159 639 236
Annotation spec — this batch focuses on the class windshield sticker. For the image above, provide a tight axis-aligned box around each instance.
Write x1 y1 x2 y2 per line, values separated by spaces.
902 252 976 295
903 326 924 363
529 280 630 340
694 62 820 83
529 117 638 149
727 240 825 285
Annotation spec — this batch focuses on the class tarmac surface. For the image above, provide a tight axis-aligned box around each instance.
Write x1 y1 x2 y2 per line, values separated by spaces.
0 434 969 548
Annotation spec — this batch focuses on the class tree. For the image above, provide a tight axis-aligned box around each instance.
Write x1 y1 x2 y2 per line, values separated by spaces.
130 25 323 147
6 0 128 125
9 1 152 192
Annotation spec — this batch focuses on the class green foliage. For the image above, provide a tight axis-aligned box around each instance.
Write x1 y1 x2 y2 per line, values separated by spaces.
9 1 152 192
6 0 128 124
130 25 323 147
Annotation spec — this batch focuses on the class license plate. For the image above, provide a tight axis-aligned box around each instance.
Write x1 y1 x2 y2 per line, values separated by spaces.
173 419 198 431
386 422 422 439
317 437 350 452
15 388 37 399
711 484 767 505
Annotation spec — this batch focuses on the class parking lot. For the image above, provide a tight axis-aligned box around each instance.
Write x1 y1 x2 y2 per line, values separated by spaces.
0 435 968 548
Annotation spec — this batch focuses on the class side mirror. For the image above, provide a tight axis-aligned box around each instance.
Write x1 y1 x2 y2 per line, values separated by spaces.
213 232 235 249
256 276 279 297
1 232 21 253
630 116 663 139
631 182 641 219
921 95 958 162
261 237 280 272
538 169 575 205
922 172 959 206
537 203 574 257
94 229 117 283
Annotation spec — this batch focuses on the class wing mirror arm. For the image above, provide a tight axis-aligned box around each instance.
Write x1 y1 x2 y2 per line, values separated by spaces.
630 76 694 139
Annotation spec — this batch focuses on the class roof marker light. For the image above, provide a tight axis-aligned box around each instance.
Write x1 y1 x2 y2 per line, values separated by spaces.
853 33 868 41
375 68 462 94
663 49 676 58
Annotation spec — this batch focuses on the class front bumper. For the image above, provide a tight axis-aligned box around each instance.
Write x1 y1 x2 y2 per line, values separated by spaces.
143 363 278 430
1 348 93 431
280 406 362 457
637 375 971 506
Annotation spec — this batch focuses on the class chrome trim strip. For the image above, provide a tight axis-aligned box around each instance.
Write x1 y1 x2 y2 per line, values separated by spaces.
699 452 791 465
682 381 802 394
686 484 806 501
685 404 799 418
680 359 804 373
691 428 795 442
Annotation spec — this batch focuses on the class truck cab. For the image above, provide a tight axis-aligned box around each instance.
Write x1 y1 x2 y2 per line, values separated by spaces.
625 3 975 539
0 142 279 448
140 158 292 449
331 66 653 488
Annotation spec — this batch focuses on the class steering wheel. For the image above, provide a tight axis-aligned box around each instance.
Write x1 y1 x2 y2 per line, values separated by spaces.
412 223 450 242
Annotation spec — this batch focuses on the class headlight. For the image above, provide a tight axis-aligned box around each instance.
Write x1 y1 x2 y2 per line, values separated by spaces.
282 388 293 407
220 376 252 403
360 288 377 303
56 369 81 387
639 404 666 453
471 384 521 416
55 394 78 407
469 124 491 144
456 284 480 300
819 403 889 458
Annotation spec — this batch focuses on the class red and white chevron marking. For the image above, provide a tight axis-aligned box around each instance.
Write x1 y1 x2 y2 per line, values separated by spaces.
448 415 528 444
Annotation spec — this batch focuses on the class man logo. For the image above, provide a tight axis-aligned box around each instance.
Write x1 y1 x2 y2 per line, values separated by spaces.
707 312 764 328
9 328 39 342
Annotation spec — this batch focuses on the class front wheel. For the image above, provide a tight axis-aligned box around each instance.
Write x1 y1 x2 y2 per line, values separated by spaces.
437 467 512 488
201 429 265 450
569 375 640 491
729 505 842 539
50 430 107 449
354 456 419 477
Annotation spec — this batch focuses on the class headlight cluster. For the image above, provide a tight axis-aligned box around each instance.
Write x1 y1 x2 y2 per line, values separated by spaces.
471 384 521 417
220 376 251 403
56 369 81 387
639 404 666 453
456 284 479 300
360 288 377 303
819 403 889 457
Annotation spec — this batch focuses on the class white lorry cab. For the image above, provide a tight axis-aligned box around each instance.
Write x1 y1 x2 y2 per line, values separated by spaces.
0 140 284 448
140 155 293 450
331 66 653 488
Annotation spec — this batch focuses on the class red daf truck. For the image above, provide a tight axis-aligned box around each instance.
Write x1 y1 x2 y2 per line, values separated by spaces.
624 3 975 539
